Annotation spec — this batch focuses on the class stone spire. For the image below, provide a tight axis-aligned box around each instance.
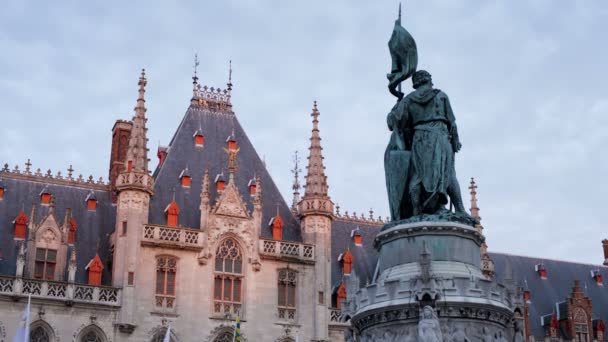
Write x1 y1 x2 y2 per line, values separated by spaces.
303 101 329 198
126 69 150 173
469 177 480 221
291 151 301 213
298 101 333 218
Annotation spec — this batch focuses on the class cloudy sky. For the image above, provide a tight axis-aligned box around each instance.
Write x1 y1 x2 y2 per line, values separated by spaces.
1 1 607 264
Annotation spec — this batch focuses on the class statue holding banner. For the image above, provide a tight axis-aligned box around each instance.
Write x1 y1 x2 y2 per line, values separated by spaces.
384 7 469 222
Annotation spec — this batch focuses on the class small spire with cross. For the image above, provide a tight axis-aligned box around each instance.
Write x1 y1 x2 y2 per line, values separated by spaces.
291 151 302 212
469 177 480 221
67 165 74 180
25 159 32 175
227 59 233 91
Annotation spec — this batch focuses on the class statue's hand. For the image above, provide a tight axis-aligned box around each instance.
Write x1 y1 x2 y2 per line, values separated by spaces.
452 141 462 153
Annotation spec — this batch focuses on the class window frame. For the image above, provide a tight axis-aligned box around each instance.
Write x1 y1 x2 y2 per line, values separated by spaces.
155 255 178 310
213 238 244 317
277 268 297 321
34 248 57 280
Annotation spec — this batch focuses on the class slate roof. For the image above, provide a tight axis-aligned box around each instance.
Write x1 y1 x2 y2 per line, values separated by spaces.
149 105 301 241
491 252 608 338
330 218 381 290
0 176 115 284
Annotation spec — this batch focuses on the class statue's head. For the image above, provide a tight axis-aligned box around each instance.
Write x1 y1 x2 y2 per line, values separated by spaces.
412 70 433 89
422 305 434 318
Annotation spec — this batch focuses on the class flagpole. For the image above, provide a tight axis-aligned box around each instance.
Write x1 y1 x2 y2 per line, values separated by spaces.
24 294 31 342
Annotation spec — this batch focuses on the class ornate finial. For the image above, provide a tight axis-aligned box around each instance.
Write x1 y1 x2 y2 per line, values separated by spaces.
193 53 200 79
335 203 340 216
291 151 302 211
469 177 480 221
25 159 32 174
369 208 374 220
398 2 402 23
227 59 233 91
139 69 147 93
67 165 74 180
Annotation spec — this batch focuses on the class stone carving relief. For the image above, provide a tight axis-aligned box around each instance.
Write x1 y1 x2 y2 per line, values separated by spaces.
0 320 5 342
213 182 250 219
72 323 111 342
117 191 149 211
206 324 246 342
418 306 443 342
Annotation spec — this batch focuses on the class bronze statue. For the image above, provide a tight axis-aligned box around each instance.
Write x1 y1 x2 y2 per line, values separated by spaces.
384 7 468 222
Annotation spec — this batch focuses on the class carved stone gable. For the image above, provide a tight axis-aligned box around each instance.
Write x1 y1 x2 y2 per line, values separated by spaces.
213 180 250 218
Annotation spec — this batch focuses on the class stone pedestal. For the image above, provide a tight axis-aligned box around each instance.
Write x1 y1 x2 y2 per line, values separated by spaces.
347 221 516 341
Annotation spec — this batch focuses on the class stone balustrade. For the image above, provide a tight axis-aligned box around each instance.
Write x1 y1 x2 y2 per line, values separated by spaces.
141 224 204 251
0 276 121 307
259 239 315 264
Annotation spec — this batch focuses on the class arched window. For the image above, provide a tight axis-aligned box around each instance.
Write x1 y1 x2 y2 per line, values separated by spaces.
213 238 243 316
76 325 108 342
150 327 176 342
29 321 54 342
213 331 235 342
277 269 297 321
156 256 177 310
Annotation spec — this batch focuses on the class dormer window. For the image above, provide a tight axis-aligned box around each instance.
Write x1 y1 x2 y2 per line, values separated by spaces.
13 210 28 240
86 254 104 286
524 290 531 302
194 131 204 147
591 270 603 285
127 160 133 172
248 179 256 196
226 133 237 150
336 280 347 310
535 263 547 279
68 217 77 244
270 214 284 241
179 167 191 188
0 178 5 200
351 229 362 246
165 200 180 227
339 249 353 274
215 173 226 192
85 191 97 211
40 186 51 205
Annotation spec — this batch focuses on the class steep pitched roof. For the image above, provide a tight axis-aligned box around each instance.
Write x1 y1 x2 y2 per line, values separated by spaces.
330 218 381 289
149 105 301 241
0 175 115 284
490 252 608 338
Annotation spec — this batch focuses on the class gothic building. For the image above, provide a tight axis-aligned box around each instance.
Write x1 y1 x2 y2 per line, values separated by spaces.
0 67 607 342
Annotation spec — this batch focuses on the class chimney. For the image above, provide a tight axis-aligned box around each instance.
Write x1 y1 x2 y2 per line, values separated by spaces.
157 145 168 167
109 120 133 202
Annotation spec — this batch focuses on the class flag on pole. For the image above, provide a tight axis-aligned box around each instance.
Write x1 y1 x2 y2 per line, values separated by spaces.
233 314 241 342
13 294 31 342
163 326 171 342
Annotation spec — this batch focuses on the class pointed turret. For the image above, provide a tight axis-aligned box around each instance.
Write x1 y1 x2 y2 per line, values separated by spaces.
304 101 328 197
116 69 154 195
298 101 333 218
297 101 333 341
126 69 150 173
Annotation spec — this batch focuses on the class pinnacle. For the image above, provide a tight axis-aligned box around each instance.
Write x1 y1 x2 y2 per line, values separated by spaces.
303 101 329 198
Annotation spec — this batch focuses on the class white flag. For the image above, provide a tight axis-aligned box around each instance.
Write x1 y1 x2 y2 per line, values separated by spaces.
163 326 171 342
13 295 31 342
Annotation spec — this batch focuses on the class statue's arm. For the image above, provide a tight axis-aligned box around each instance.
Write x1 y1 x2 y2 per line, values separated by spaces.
442 94 462 153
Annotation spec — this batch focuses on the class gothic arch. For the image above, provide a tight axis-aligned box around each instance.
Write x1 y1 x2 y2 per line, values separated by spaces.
30 319 58 342
73 324 109 342
206 324 247 342
212 234 248 259
149 326 179 342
